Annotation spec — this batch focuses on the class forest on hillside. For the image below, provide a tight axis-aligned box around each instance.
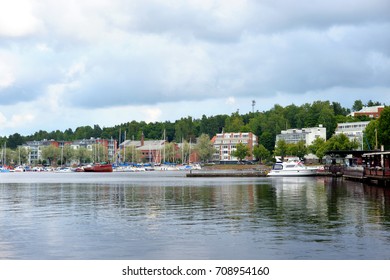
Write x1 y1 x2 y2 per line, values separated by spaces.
0 99 385 153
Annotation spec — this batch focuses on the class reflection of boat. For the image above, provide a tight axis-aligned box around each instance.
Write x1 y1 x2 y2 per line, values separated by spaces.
268 160 318 177
83 163 113 172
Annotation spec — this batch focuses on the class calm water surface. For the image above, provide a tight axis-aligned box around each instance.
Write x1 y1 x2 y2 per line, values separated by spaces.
1 171 390 260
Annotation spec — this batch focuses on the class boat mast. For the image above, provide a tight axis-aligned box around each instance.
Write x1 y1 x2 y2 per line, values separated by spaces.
163 129 166 164
123 131 126 163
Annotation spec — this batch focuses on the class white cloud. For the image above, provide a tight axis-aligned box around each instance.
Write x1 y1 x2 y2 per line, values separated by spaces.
0 52 16 89
0 0 42 37
0 0 390 136
225 97 236 105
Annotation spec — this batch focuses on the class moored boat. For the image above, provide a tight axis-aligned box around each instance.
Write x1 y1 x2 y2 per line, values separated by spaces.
268 160 318 177
83 163 113 172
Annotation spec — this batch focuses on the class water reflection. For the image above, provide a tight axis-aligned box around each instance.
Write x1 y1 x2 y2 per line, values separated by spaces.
1 173 390 259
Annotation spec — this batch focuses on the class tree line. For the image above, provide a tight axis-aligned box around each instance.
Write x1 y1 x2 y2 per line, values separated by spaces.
0 99 387 163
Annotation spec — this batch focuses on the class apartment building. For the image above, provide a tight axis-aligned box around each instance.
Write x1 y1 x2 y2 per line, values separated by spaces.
211 132 258 163
276 125 326 146
335 121 370 150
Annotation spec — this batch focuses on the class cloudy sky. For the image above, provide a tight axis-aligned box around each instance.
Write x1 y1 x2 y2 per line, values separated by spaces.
0 0 389 136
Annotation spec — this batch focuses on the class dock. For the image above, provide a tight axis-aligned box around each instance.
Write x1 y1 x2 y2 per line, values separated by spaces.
328 150 390 187
186 171 268 177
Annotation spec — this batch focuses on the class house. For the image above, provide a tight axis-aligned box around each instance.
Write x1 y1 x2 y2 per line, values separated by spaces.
119 133 169 163
211 132 258 163
348 106 384 119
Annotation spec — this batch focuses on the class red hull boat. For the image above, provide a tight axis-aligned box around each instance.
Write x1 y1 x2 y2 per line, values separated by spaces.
83 163 113 172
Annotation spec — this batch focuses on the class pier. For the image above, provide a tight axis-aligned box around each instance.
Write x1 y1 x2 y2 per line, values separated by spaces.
327 150 390 187
186 170 268 177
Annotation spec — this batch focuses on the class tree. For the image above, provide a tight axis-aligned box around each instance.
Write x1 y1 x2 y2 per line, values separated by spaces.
194 134 215 163
352 100 364 112
75 147 92 164
61 145 75 166
124 145 141 163
287 140 307 159
367 100 382 107
41 145 60 165
377 107 390 149
363 120 377 150
174 116 197 142
180 140 191 164
164 142 177 163
253 144 270 163
308 137 327 160
92 143 108 162
274 139 288 161
231 143 251 162
224 112 244 132
325 133 359 151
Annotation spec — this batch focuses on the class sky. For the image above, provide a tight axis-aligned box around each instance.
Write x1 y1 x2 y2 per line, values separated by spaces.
0 0 390 137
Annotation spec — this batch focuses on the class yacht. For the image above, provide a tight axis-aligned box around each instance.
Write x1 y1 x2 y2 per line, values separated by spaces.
268 160 318 177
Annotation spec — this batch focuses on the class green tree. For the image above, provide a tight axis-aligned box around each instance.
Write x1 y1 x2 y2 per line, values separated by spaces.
194 134 216 163
7 133 24 149
92 143 108 162
274 139 288 161
364 120 378 150
377 106 390 149
352 100 364 112
287 140 307 159
164 142 177 163
174 116 197 142
231 143 251 162
253 144 270 163
123 145 141 163
41 145 60 165
325 134 359 151
75 147 92 164
224 112 245 132
60 145 75 166
308 137 327 161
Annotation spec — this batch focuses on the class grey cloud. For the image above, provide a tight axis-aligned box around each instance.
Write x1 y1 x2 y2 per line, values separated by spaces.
1 0 389 110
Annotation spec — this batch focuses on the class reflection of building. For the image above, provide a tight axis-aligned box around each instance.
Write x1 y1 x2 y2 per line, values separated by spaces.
276 125 326 146
211 132 257 163
349 106 384 119
335 121 370 150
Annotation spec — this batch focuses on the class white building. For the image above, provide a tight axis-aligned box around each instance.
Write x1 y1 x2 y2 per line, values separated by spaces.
276 125 326 146
212 132 258 163
335 121 370 150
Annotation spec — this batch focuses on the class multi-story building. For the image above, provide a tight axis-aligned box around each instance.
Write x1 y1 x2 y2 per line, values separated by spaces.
71 138 117 162
334 121 370 150
211 132 258 163
276 125 326 146
22 138 117 164
349 106 384 119
119 133 168 163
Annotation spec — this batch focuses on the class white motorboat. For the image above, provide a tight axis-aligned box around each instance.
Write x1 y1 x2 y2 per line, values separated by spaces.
268 160 318 177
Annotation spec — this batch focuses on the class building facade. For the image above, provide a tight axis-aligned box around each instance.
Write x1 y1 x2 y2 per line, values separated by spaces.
349 106 384 119
211 132 258 163
334 121 370 150
22 138 117 165
276 125 326 146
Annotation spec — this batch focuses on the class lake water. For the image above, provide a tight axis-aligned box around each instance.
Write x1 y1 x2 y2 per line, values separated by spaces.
1 171 390 260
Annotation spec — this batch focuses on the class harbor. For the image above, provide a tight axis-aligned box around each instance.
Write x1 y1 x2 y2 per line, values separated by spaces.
1 171 390 260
